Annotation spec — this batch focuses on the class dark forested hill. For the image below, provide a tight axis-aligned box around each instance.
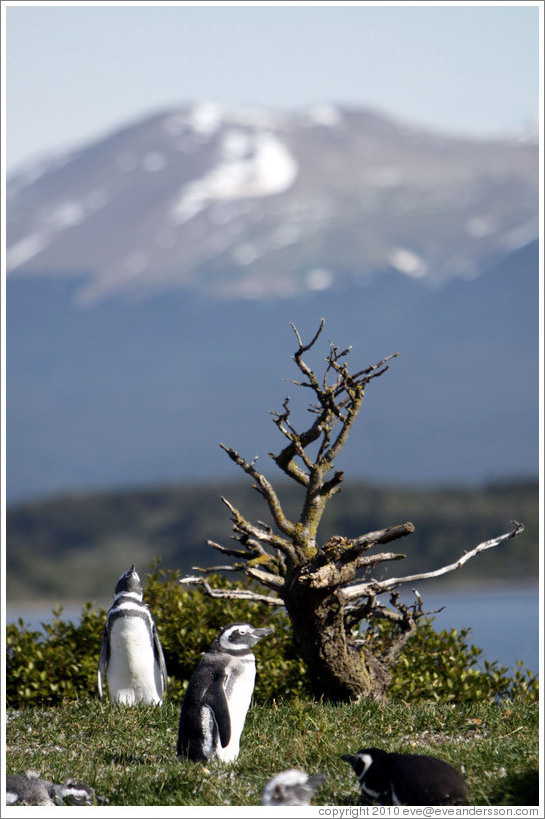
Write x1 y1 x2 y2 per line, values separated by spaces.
6 479 538 605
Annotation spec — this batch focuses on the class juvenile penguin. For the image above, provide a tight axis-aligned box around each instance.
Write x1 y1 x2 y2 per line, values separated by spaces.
5 771 98 806
98 564 168 704
177 622 273 763
342 748 469 806
55 780 98 805
261 769 327 806
6 771 61 806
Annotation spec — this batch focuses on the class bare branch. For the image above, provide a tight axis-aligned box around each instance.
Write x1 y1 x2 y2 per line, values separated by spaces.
291 319 326 389
207 539 267 560
219 496 298 565
291 318 325 352
342 522 524 602
179 576 283 607
271 412 324 485
246 566 286 590
345 352 400 391
219 445 296 538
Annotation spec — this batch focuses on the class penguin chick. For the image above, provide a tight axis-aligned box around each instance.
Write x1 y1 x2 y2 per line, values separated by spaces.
261 769 327 806
54 780 97 805
342 748 469 806
98 564 168 704
177 622 273 763
6 771 63 806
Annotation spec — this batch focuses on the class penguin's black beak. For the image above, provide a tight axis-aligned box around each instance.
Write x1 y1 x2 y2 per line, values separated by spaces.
253 627 274 641
341 754 357 767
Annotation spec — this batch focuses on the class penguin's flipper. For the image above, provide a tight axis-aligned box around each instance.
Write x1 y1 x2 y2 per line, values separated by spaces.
203 675 231 748
97 630 110 698
153 624 169 694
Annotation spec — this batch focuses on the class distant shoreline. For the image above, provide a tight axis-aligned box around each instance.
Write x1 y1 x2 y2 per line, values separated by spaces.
6 578 540 616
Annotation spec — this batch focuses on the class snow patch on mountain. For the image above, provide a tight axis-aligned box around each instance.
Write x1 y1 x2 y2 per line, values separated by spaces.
170 130 298 223
388 247 428 278
306 267 334 290
304 103 342 127
7 190 110 272
466 215 497 238
186 101 223 137
165 102 285 143
7 233 50 270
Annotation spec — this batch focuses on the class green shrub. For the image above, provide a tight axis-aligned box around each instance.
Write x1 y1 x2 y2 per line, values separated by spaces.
5 559 538 708
6 602 106 705
366 619 538 703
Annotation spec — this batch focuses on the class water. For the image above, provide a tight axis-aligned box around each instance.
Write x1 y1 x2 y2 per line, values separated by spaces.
6 586 540 674
406 586 540 674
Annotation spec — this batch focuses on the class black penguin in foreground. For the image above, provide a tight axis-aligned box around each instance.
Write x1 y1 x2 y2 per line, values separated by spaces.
177 622 273 763
261 769 327 805
342 748 469 806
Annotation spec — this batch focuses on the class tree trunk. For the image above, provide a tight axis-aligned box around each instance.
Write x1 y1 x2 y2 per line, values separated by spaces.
181 322 526 704
283 582 374 702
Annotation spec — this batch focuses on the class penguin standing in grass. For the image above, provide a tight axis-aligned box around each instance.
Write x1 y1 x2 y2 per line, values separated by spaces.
98 564 168 705
342 748 469 806
177 622 273 763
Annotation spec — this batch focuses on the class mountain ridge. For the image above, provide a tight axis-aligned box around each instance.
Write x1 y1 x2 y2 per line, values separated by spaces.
7 101 538 304
6 102 539 503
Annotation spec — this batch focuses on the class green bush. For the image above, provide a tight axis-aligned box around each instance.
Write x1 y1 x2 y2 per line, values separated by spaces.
5 559 538 708
6 602 106 705
366 619 538 703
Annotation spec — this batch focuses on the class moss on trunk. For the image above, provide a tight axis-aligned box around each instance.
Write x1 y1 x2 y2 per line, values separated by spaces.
284 583 374 702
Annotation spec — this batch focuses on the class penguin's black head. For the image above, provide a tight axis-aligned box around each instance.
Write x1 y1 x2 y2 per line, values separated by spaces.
213 622 274 654
342 748 385 780
114 564 143 599
261 769 327 806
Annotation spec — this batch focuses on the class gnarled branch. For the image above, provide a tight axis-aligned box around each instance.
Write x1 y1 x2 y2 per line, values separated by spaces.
179 576 283 607
219 446 296 539
219 495 298 565
301 552 406 590
342 522 524 602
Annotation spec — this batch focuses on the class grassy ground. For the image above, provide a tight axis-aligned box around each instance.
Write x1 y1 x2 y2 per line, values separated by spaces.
5 697 540 807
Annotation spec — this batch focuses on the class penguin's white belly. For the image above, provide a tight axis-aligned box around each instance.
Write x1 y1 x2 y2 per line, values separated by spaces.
107 617 162 704
215 656 256 762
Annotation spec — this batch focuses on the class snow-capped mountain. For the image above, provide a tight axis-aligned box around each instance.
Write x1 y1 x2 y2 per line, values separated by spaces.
6 103 539 503
6 101 538 305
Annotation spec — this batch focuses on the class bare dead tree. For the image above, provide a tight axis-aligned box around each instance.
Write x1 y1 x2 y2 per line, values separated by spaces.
181 320 524 702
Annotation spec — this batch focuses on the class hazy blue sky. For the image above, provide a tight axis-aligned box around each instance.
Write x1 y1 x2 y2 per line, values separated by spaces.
3 1 542 172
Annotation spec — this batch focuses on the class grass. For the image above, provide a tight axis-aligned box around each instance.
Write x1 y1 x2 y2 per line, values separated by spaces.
4 696 540 807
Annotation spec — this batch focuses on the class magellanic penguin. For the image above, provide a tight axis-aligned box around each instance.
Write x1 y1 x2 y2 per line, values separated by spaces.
6 771 99 806
98 564 168 704
342 748 469 806
5 771 62 806
261 769 327 806
177 622 273 763
55 780 98 805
